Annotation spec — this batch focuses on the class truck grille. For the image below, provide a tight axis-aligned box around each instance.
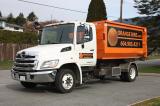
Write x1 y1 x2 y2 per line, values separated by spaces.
13 54 37 72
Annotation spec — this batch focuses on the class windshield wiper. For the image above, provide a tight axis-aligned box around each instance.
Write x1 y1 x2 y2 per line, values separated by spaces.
51 42 59 44
46 41 58 44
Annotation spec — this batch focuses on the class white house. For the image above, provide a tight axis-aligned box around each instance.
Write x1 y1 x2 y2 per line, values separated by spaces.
0 17 23 32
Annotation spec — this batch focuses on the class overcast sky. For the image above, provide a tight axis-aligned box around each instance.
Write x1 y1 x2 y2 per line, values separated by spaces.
0 0 140 21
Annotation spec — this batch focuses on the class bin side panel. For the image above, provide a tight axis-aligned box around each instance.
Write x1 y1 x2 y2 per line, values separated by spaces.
94 20 147 60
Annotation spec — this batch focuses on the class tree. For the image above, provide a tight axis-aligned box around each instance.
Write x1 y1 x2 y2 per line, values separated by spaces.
27 12 37 21
7 13 15 24
0 11 2 17
134 0 160 16
15 13 26 26
134 0 160 54
86 0 107 22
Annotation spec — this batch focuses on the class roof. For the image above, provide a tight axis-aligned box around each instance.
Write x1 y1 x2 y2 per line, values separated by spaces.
6 23 23 29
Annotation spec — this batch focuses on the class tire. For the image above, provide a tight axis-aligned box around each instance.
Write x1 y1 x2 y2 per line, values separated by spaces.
99 75 106 80
20 82 37 88
55 69 76 93
120 65 137 82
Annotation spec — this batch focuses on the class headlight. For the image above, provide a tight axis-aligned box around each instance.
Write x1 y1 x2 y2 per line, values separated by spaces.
40 60 59 69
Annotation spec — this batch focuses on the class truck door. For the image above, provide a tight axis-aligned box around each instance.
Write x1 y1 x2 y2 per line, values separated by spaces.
75 24 96 66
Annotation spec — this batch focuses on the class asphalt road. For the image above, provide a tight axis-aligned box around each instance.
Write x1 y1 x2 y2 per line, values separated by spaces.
0 70 160 106
136 59 160 68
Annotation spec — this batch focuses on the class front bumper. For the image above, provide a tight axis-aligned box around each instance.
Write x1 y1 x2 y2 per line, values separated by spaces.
11 69 57 83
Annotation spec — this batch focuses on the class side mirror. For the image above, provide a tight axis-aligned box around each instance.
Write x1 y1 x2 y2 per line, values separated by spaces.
79 23 89 34
84 36 90 39
84 26 90 42
84 27 89 35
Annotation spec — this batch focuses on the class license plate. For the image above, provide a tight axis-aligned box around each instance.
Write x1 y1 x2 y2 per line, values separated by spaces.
19 76 26 81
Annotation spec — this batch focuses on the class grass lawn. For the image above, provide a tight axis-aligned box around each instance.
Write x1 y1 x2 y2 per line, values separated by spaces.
139 66 160 74
0 60 13 70
132 97 160 106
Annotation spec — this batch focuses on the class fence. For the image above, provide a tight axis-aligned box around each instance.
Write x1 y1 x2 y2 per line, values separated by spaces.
0 43 34 61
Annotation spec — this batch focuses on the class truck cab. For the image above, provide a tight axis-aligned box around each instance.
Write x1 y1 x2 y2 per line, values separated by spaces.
11 22 97 93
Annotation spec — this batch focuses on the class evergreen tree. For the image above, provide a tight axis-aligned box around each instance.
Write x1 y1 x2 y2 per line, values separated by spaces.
15 13 26 26
0 11 2 17
27 12 37 21
7 13 15 24
86 0 107 22
134 0 160 16
134 0 160 53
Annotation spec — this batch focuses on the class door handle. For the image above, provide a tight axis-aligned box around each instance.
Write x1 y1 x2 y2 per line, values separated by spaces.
90 49 94 51
81 44 84 49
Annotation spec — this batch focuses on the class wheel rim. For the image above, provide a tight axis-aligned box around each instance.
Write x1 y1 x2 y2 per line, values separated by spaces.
62 73 74 90
130 67 136 79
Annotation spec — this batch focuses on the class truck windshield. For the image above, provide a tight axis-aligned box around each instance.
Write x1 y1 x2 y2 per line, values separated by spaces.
40 24 75 45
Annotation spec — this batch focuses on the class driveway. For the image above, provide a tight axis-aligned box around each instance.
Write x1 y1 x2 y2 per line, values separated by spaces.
0 70 160 106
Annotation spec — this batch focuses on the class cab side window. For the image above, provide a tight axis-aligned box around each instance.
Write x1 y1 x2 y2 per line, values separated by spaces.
77 26 93 44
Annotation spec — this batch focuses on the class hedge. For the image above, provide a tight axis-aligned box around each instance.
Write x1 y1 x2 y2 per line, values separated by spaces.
0 30 38 44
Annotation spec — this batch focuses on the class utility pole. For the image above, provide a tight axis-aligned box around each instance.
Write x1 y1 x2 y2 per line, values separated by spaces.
120 0 123 22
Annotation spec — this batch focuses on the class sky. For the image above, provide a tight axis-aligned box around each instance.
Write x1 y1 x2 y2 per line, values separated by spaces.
0 0 140 22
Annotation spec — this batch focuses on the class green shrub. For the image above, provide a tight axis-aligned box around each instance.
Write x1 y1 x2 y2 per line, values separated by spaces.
0 30 38 44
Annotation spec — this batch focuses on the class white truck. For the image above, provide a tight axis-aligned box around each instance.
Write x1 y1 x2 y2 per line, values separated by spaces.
11 20 147 93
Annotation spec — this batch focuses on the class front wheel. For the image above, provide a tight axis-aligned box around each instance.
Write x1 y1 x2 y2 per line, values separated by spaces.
20 82 37 88
55 69 76 93
120 65 137 82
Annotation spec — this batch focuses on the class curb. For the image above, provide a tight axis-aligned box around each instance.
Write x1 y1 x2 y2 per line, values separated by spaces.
139 73 160 77
128 96 160 106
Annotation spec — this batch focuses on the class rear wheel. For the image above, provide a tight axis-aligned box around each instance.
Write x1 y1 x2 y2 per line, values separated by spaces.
20 82 37 88
55 69 76 93
120 65 137 82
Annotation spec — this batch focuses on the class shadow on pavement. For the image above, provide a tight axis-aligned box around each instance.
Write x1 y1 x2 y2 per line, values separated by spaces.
6 77 122 93
6 83 61 94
